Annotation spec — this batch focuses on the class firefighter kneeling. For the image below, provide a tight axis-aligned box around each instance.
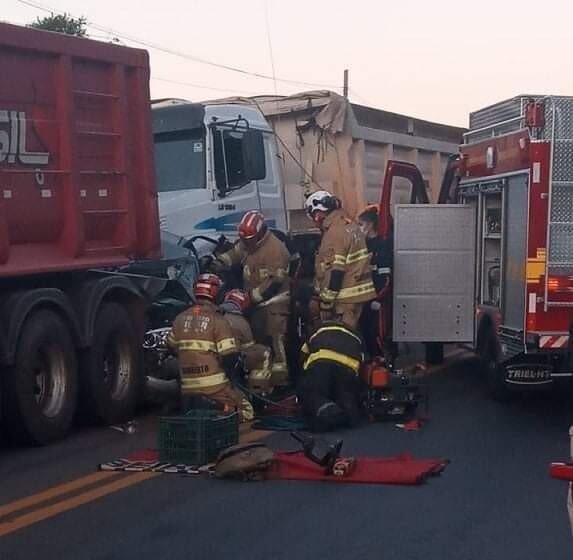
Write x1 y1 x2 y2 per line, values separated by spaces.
166 274 254 422
220 289 273 394
298 321 367 432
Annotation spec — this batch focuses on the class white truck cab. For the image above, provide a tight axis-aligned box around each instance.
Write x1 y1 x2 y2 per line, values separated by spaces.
152 99 287 245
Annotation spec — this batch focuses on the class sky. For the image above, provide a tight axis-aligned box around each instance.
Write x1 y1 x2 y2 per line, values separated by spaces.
3 0 573 127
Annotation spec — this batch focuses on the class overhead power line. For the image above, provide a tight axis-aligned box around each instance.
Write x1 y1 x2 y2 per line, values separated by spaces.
152 76 261 96
349 88 374 107
16 0 343 91
263 0 279 96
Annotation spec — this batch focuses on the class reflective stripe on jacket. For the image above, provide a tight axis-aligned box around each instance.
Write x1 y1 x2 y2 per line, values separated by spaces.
314 210 376 305
218 231 290 310
167 301 237 395
301 322 365 374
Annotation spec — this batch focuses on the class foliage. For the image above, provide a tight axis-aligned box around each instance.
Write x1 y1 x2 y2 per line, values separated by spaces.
29 13 87 37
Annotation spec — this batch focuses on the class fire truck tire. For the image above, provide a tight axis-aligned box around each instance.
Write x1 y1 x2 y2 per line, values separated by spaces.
2 309 78 445
80 303 141 425
483 334 511 401
425 343 444 365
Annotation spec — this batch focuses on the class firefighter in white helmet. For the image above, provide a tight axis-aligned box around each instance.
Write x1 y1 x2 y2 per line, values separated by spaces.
305 190 376 329
213 210 291 389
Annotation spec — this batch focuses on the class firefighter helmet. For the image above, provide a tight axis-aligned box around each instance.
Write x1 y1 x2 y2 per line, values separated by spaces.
238 210 267 241
304 190 338 219
360 204 379 218
222 289 251 314
193 273 222 301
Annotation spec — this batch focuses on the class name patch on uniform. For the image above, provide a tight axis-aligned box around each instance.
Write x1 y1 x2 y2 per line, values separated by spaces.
182 365 209 375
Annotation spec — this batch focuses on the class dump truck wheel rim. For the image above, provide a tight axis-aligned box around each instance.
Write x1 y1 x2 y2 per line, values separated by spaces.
102 336 131 401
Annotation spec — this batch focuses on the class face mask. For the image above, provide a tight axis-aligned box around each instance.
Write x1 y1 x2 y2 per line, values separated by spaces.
361 222 377 238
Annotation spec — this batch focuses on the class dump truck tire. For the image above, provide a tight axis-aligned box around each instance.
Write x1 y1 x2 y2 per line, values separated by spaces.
80 303 141 425
3 309 78 445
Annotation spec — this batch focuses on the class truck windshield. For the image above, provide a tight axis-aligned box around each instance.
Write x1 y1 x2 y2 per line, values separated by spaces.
154 129 206 192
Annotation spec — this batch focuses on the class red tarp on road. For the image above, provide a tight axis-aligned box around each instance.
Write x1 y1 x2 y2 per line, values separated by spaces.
272 451 448 485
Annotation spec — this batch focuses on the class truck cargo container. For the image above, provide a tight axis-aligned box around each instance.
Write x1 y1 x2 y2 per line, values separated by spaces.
255 90 465 231
0 22 160 444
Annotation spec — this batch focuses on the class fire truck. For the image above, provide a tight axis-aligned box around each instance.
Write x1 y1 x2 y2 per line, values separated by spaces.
382 96 573 397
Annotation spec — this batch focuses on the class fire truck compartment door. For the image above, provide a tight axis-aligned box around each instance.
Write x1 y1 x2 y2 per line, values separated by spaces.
393 204 476 342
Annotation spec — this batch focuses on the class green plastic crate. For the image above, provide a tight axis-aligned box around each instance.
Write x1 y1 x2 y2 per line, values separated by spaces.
158 410 239 465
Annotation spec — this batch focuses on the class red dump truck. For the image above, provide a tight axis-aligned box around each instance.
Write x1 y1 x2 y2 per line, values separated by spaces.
0 23 160 444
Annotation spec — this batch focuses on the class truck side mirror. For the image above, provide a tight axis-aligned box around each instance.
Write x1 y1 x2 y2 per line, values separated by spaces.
242 129 266 182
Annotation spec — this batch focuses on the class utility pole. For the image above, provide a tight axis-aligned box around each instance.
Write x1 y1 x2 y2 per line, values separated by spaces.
343 69 349 98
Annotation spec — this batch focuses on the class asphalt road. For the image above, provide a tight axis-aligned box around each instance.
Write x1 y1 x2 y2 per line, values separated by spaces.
0 356 572 560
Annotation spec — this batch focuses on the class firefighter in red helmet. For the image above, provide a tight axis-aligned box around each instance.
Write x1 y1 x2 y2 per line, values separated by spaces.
213 211 291 389
166 273 254 421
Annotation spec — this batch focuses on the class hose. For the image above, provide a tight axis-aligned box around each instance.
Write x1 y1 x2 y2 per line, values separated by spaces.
233 380 297 412
252 416 308 431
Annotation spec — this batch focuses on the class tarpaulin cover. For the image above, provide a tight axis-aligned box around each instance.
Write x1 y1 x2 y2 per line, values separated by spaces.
272 451 448 485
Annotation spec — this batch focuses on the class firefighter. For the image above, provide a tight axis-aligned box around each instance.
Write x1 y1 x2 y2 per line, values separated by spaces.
298 321 367 432
357 204 393 292
213 210 291 389
220 289 273 394
305 191 376 329
166 273 254 422
357 204 395 358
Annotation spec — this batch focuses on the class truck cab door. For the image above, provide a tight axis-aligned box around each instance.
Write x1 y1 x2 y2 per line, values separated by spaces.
210 125 287 236
378 160 429 240
377 159 475 345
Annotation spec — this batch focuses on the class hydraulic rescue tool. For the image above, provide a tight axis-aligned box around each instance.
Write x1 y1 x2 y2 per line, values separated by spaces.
361 361 428 421
291 432 341 473
290 432 355 477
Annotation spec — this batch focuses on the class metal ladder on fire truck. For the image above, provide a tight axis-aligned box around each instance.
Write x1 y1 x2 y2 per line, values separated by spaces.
545 97 573 310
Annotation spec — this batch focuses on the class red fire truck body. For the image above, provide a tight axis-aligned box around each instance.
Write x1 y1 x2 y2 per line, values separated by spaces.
460 97 573 385
384 96 573 394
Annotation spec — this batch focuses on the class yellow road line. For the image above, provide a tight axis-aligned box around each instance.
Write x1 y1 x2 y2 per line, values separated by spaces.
0 421 270 538
0 472 158 538
0 471 118 519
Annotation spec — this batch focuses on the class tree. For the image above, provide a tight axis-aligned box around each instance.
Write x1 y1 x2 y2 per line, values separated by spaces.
29 13 87 37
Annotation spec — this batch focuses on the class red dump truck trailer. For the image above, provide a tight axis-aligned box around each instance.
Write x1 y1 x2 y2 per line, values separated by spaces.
0 23 160 444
